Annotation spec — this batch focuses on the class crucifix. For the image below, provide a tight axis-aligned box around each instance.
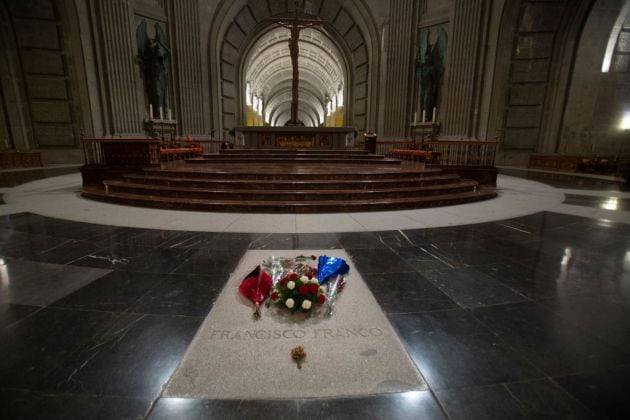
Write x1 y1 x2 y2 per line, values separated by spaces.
272 1 325 126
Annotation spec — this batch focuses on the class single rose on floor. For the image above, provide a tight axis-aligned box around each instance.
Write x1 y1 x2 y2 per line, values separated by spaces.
291 345 306 369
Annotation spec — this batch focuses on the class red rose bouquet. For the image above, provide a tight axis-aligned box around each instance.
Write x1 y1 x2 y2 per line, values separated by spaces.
272 271 327 313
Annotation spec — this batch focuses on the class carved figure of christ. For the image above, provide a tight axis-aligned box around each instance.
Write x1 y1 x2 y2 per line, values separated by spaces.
274 9 324 125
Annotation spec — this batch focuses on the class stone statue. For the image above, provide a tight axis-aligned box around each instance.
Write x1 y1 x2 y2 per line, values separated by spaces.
136 21 170 119
416 28 447 122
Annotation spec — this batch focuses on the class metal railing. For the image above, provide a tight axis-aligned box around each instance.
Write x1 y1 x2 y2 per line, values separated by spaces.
364 138 497 167
425 140 498 167
375 140 416 156
81 137 161 166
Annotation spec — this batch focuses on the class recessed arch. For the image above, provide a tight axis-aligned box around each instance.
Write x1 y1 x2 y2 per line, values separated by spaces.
210 0 377 131
243 25 346 127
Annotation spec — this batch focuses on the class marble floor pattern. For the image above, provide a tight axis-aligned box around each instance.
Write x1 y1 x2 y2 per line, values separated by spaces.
0 167 629 419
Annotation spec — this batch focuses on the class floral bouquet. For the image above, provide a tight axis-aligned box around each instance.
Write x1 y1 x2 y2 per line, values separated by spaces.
271 272 327 312
238 265 273 319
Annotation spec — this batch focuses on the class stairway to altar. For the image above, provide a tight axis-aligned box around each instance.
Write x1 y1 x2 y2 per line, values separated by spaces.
82 150 497 213
192 149 399 164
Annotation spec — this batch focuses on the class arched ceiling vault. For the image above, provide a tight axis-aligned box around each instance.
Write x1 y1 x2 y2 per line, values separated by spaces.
270 99 320 125
244 26 346 126
270 100 321 127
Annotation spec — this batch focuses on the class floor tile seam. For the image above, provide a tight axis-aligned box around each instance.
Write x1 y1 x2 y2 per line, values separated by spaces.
421 276 532 311
544 376 603 416
496 166 624 182
558 189 630 198
384 306 463 316
0 385 150 401
23 311 147 396
387 307 465 321
530 299 630 357
118 270 200 315
463 269 538 303
560 199 630 212
0 306 45 334
474 301 630 373
48 242 114 267
464 308 549 379
549 362 630 381
432 375 565 393
50 302 207 321
2 259 69 281
553 204 630 223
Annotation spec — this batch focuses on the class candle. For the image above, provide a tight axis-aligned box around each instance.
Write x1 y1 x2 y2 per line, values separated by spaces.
168 108 172 121
422 110 426 123
414 112 418 122
149 104 153 119
159 107 163 121
432 107 437 123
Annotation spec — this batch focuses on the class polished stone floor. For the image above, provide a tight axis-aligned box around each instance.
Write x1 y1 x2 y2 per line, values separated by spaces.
0 168 629 419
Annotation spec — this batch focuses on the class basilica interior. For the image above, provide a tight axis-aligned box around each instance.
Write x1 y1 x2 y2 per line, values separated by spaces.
1 0 630 419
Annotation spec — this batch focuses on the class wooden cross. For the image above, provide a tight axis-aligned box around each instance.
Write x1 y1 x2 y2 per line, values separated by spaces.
272 1 325 126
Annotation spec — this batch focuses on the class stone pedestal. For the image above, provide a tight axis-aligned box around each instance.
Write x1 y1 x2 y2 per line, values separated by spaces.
145 119 177 139
236 127 355 150
411 122 440 145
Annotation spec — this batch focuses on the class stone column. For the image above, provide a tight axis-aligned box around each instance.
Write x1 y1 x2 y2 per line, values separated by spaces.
382 0 418 137
94 0 141 135
441 0 490 139
168 0 205 135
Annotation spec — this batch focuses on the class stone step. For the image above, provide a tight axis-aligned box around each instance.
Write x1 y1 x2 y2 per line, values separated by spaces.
83 186 498 213
201 153 388 160
219 149 370 155
190 157 399 164
122 173 462 190
103 179 480 201
142 166 434 180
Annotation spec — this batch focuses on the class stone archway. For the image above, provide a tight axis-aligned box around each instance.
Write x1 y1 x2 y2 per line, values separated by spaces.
488 0 595 161
211 0 375 133
243 25 347 127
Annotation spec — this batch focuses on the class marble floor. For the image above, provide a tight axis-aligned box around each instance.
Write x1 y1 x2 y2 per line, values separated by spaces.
0 167 629 419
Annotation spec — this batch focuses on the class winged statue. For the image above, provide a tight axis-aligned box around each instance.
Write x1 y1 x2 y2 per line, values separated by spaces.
136 21 170 119
416 28 447 121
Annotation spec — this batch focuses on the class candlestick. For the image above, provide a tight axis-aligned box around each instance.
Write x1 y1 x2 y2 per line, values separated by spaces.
159 107 163 121
432 107 437 123
149 104 153 119
422 110 426 123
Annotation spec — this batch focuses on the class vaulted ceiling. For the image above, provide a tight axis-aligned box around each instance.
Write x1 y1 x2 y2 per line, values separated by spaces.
243 26 346 126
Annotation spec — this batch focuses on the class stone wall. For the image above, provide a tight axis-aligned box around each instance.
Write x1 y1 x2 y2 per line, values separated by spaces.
561 0 630 156
2 0 628 166
487 0 596 166
0 0 86 163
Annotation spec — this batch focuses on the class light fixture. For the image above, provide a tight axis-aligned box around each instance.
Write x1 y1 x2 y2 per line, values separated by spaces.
601 197 619 211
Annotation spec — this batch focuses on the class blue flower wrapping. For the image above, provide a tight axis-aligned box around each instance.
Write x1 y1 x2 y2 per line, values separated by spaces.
317 255 350 283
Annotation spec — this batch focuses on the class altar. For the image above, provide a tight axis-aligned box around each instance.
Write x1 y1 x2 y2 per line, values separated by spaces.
235 127 355 150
